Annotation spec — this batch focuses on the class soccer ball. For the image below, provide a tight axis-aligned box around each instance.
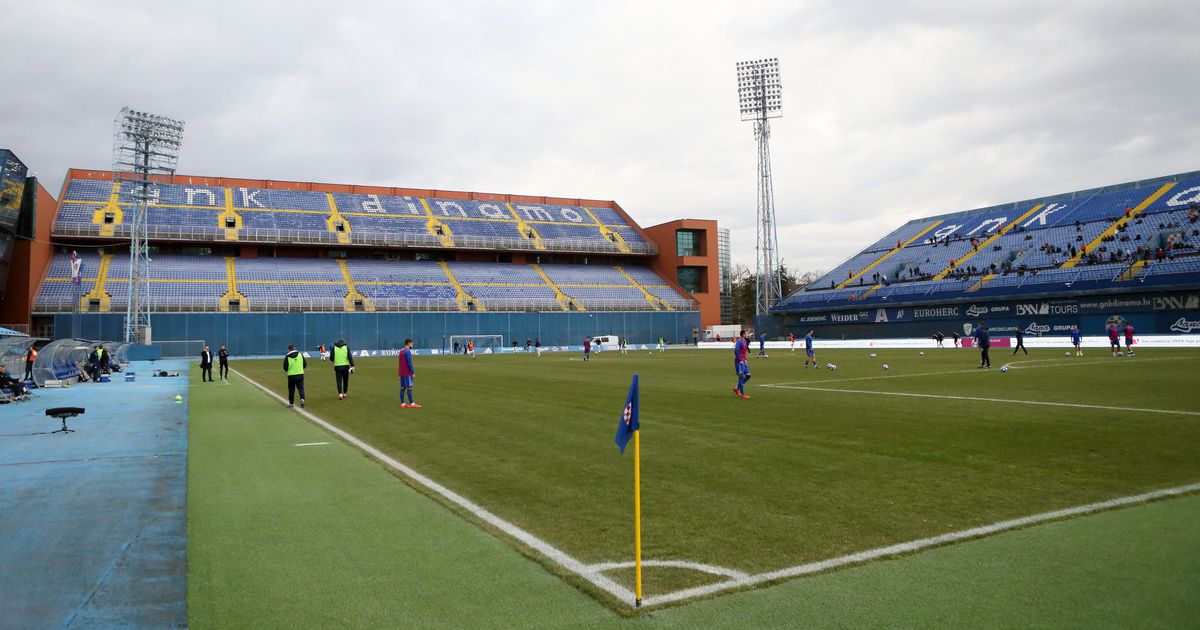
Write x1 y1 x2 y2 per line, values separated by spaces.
882 364 889 370
826 363 837 370
1065 351 1071 357
1000 365 1009 373
919 351 925 356
870 353 877 358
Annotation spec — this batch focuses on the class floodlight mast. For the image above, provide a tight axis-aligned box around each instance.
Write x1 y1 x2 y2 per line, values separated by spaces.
112 107 185 343
735 58 783 317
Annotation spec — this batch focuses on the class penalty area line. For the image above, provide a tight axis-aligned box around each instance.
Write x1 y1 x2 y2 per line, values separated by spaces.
642 480 1200 607
231 369 636 606
761 384 1200 417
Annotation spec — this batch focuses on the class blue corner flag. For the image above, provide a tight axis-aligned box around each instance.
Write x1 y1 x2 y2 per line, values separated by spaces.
614 374 639 454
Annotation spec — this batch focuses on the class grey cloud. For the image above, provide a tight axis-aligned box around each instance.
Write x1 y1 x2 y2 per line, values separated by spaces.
2 0 1196 274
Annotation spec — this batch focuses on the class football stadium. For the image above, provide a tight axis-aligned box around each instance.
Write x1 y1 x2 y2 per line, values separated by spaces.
2 4 1199 629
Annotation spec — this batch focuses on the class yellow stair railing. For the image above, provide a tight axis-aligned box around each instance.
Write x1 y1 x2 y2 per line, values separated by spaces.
438 261 482 311
81 253 113 312
932 205 1044 281
1062 182 1176 269
966 273 996 293
220 257 248 312
506 203 546 250
337 259 374 311
615 265 668 311
91 182 124 238
584 208 630 253
219 188 243 241
1114 259 1150 282
531 263 581 311
420 198 455 247
837 220 943 289
326 193 352 245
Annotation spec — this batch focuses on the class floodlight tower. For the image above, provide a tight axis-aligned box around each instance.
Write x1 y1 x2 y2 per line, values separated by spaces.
112 107 185 343
736 58 783 316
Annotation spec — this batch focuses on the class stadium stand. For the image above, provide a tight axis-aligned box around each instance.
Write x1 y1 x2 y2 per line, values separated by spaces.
33 253 692 314
52 178 657 255
777 171 1200 311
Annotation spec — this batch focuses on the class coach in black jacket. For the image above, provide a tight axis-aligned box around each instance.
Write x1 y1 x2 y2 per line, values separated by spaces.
200 345 213 382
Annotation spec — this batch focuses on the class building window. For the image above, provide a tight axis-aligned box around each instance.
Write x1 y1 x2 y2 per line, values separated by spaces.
676 230 702 257
677 266 704 293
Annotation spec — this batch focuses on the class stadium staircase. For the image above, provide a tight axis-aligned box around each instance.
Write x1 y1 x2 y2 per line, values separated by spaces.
586 208 631 254
81 253 113 312
420 199 456 247
220 257 248 312
220 188 242 240
966 273 997 292
325 194 352 245
1114 259 1151 282
507 202 546 250
1061 182 1176 268
531 264 583 311
933 205 1044 281
438 261 484 311
91 182 123 238
615 265 671 311
336 259 374 311
837 220 943 289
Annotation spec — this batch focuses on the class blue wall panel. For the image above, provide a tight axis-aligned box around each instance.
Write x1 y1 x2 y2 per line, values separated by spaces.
53 311 701 355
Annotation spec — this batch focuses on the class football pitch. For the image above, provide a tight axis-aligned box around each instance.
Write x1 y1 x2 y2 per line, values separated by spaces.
227 346 1200 610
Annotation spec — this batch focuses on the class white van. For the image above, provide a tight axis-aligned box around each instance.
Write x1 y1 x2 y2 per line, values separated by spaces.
589 335 622 351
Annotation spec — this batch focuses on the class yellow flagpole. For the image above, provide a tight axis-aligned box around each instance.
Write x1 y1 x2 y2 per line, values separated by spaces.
634 429 643 607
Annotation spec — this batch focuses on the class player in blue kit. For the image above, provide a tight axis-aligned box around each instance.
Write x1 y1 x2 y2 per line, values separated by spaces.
1070 324 1083 356
803 329 816 368
733 330 751 399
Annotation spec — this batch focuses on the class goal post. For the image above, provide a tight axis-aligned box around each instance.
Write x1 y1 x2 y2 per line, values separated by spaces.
448 334 504 354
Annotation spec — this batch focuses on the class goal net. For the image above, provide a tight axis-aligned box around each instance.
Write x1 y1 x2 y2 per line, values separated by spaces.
449 334 505 354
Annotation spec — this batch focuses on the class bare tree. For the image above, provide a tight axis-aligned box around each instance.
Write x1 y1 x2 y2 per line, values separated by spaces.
729 263 824 326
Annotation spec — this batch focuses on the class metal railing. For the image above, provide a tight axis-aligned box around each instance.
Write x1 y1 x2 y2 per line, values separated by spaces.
51 223 659 256
32 295 699 314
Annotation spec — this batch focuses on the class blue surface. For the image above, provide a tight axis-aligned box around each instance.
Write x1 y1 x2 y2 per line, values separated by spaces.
0 360 188 628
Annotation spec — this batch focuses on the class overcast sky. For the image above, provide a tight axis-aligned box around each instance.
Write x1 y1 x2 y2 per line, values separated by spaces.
4 1 1198 272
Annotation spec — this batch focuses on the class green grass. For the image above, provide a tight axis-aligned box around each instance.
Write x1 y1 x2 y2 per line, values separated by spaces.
188 356 1200 627
228 347 1200 608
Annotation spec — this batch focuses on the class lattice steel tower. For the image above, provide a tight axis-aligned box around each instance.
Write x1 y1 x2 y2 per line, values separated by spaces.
736 58 783 316
112 107 185 343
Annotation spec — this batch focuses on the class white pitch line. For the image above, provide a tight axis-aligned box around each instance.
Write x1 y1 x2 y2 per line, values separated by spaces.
586 560 749 580
231 369 635 605
764 384 1200 417
641 481 1200 607
763 356 1192 388
231 367 1200 609
294 441 330 447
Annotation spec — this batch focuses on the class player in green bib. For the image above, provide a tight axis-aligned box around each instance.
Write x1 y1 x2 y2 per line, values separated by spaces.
331 339 355 400
283 344 307 408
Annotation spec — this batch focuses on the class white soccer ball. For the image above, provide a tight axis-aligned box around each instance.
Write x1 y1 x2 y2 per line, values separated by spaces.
1065 351 1071 357
919 351 925 356
1000 365 1009 373
870 353 877 358
882 364 889 370
826 363 837 370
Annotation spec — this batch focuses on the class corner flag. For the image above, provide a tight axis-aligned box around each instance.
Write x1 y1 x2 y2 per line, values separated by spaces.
613 374 643 606
614 374 639 453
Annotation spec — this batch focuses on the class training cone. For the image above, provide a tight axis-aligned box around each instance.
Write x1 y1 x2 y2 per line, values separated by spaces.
174 394 183 404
